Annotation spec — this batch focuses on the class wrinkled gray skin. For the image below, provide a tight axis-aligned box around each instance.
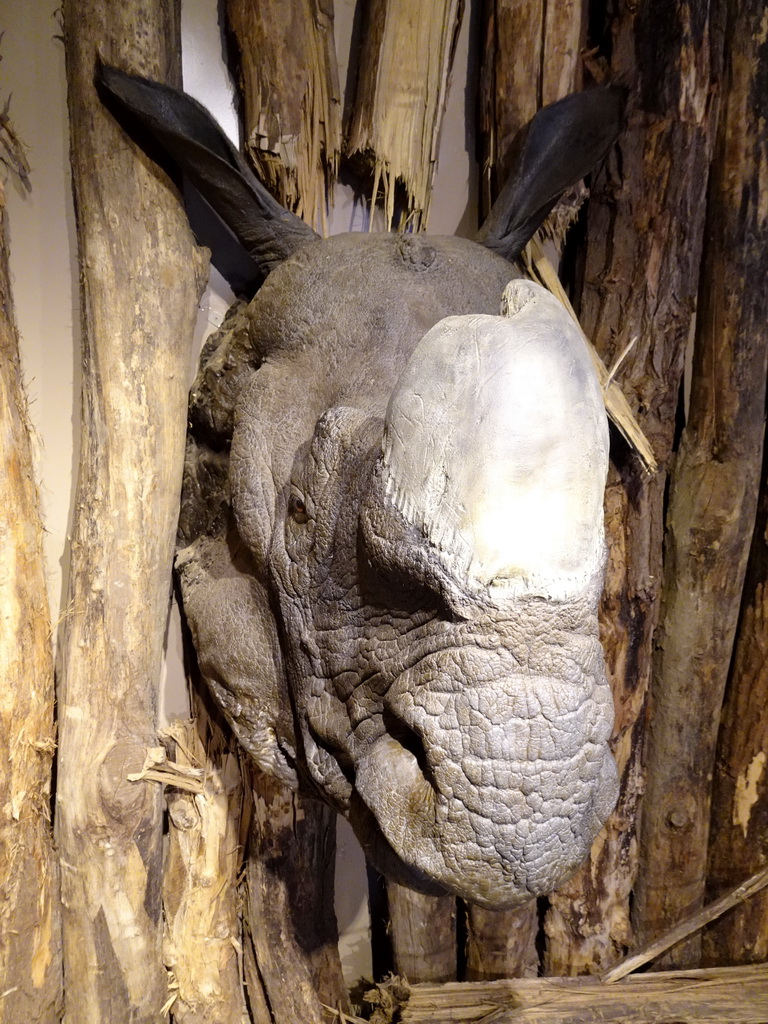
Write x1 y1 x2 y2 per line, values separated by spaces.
178 231 617 910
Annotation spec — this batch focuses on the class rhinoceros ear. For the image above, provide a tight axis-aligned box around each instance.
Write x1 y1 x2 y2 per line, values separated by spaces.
477 86 626 262
97 64 318 277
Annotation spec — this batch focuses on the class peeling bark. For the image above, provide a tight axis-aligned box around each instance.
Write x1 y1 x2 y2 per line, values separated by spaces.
55 2 207 1020
226 0 341 233
637 0 768 965
0 140 62 1024
162 715 246 1023
545 0 723 974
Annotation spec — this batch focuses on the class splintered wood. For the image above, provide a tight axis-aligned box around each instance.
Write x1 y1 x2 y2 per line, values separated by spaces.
227 0 341 233
345 0 464 229
0 114 62 1024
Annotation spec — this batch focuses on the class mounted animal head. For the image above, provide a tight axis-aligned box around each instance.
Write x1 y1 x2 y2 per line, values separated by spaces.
100 67 621 909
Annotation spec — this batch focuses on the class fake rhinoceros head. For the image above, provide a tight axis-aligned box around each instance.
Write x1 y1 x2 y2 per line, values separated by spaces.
101 68 621 909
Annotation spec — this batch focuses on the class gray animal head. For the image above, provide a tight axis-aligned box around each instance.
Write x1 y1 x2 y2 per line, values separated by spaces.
101 69 621 909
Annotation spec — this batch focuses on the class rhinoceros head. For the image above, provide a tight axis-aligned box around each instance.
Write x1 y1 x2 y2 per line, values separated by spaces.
101 68 620 909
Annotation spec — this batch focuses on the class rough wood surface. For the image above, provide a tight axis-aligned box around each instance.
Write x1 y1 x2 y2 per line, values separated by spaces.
385 964 768 1024
226 0 341 233
478 0 585 219
244 768 348 1023
544 0 723 974
464 903 538 981
345 0 464 229
705 468 768 964
386 883 456 983
633 0 768 966
0 129 62 1024
162 715 247 1023
55 2 207 1020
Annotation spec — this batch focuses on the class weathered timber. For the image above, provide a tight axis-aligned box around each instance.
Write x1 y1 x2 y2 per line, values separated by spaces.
478 0 585 220
0 122 62 1024
380 964 768 1024
226 0 341 233
633 0 768 966
345 0 464 229
244 767 349 1023
704 466 768 964
545 0 723 974
162 714 247 1023
55 2 207 1020
464 903 538 981
386 882 457 983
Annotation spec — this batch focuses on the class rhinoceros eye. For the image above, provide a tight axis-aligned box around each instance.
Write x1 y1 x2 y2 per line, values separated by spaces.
288 493 309 525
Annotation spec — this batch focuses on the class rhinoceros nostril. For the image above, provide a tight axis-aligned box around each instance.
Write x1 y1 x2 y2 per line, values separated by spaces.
381 709 436 790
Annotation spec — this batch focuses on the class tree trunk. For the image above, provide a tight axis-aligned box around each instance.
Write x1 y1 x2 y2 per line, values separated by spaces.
464 903 538 981
478 0 585 220
344 0 464 229
545 0 723 974
244 768 349 1023
0 131 62 1024
704 467 768 964
162 713 247 1023
635 0 768 965
226 0 341 233
386 883 456 983
55 2 207 1020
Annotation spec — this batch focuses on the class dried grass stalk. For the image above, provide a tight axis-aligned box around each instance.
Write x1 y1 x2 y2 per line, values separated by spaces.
345 0 464 230
227 0 341 233
162 718 247 1024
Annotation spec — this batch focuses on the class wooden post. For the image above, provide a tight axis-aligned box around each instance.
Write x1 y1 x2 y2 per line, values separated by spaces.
386 883 456 983
226 0 341 233
635 0 768 964
545 0 723 974
55 2 207 1020
244 768 349 1022
0 119 62 1024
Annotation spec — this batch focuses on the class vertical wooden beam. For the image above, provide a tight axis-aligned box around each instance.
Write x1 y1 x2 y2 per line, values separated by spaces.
226 0 341 233
0 119 62 1024
545 0 723 974
386 883 456 983
635 0 768 964
56 2 207 1020
244 769 349 1023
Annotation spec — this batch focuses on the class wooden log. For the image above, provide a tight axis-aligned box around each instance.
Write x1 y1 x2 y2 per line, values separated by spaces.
704 475 768 964
464 903 538 981
386 883 456 983
55 2 207 1020
0 118 62 1024
345 0 464 230
226 0 341 233
244 767 349 1023
478 0 585 220
161 714 247 1023
632 0 768 965
544 0 723 974
372 964 768 1024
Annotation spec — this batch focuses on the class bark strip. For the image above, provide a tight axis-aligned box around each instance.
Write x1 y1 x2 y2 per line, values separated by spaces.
226 0 341 233
55 2 207 1020
0 122 62 1024
633 0 768 965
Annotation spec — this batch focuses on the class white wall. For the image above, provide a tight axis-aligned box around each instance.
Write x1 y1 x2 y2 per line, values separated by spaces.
2 0 478 987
